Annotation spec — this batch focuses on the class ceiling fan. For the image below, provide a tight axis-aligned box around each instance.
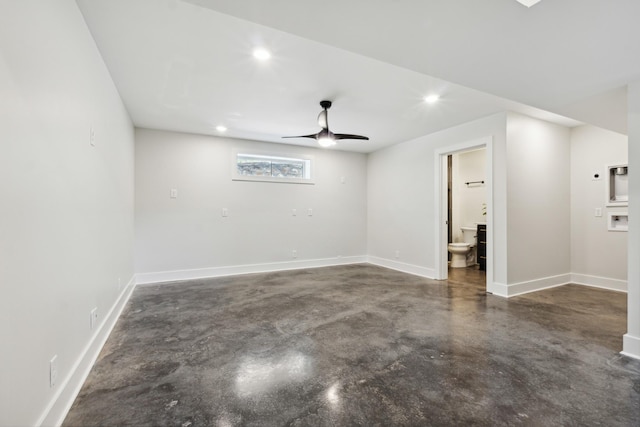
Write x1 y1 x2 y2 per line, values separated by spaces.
283 100 369 147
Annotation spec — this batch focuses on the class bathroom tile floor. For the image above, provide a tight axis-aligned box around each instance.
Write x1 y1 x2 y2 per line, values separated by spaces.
63 264 640 426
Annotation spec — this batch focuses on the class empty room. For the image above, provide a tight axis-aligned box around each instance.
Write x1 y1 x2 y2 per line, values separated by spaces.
2 0 640 426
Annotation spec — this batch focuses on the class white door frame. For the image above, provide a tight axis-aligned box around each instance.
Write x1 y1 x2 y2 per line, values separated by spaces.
433 136 493 287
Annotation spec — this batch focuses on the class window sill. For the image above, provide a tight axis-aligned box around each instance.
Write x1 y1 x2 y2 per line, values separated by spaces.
232 176 315 185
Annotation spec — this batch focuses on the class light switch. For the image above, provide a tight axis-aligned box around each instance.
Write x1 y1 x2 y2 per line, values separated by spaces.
222 208 228 217
307 208 313 216
170 189 178 199
292 209 297 216
340 176 346 184
595 208 602 217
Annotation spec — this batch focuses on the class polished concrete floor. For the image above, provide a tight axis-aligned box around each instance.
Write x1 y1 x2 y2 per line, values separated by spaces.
64 264 640 426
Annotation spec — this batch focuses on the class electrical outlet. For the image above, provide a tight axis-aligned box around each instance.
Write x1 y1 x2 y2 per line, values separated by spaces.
90 307 98 330
170 188 178 199
50 355 58 388
292 249 297 259
292 209 297 216
90 126 95 146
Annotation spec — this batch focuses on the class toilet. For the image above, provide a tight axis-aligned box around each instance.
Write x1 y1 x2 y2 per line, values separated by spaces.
448 226 477 268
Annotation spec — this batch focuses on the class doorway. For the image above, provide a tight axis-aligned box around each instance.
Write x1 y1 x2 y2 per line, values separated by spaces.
434 137 493 288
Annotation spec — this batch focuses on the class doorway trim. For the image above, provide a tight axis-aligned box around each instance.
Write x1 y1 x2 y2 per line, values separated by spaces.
434 136 493 288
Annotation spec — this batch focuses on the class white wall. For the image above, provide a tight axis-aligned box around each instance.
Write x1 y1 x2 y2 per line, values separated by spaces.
451 149 487 243
624 81 640 359
0 1 135 426
505 113 571 287
135 129 367 280
367 113 508 283
570 125 628 287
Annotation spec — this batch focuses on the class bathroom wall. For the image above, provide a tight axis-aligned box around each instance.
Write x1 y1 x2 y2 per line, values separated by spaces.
451 148 487 243
0 1 135 425
570 125 628 289
135 129 368 281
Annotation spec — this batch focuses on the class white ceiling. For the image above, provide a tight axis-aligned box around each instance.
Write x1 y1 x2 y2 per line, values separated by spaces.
76 0 638 153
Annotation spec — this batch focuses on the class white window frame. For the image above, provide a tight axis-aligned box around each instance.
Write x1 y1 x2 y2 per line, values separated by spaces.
232 149 315 185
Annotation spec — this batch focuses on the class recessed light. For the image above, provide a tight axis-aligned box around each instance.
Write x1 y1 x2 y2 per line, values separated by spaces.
516 0 542 7
216 125 227 132
252 48 271 61
424 94 440 104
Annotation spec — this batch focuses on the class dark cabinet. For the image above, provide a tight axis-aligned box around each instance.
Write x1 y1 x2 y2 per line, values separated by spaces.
477 224 486 271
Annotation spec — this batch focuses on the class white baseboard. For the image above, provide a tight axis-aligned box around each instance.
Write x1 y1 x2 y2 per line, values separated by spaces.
486 282 508 297
135 256 369 285
507 273 572 297
38 276 137 427
622 334 640 360
489 273 627 298
488 274 571 298
571 273 627 292
366 256 435 279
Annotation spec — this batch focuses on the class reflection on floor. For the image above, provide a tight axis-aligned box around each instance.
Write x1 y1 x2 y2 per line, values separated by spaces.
447 264 486 289
64 264 640 426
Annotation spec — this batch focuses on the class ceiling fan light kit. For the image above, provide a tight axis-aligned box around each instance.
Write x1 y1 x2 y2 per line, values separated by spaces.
283 100 369 148
318 137 337 148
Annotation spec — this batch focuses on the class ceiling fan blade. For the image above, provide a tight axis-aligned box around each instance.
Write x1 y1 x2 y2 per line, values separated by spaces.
281 100 367 145
282 133 319 140
317 110 328 129
333 133 369 141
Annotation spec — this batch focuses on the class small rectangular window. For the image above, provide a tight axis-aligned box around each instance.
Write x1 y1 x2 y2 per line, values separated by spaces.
233 152 313 184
